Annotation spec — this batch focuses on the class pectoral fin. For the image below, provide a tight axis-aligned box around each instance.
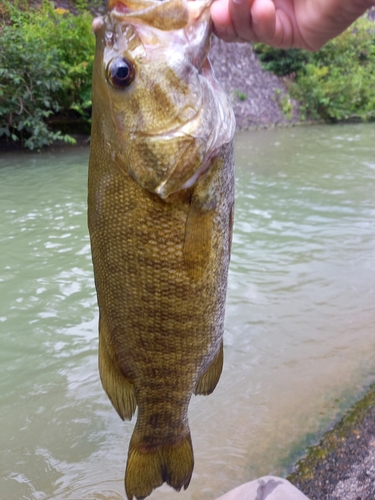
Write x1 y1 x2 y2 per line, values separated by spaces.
183 200 214 280
99 318 137 420
194 342 223 395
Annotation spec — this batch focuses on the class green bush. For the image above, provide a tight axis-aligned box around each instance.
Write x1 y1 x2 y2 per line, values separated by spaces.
0 0 95 149
290 17 375 122
253 44 311 76
255 17 375 123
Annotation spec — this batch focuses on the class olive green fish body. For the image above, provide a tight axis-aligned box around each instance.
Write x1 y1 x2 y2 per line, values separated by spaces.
88 1 235 498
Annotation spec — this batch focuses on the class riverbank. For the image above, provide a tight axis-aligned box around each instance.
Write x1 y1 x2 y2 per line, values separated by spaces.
4 0 300 130
288 384 375 500
0 36 301 154
0 34 302 153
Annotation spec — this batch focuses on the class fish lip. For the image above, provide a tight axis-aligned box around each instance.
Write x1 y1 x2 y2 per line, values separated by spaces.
108 0 149 20
110 4 132 17
108 0 130 13
108 0 209 29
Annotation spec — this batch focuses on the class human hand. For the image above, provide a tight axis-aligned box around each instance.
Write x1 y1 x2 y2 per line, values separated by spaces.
211 0 375 51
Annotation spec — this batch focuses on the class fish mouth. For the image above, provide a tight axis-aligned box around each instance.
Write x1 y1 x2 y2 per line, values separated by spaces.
108 0 131 13
108 0 210 30
109 0 207 11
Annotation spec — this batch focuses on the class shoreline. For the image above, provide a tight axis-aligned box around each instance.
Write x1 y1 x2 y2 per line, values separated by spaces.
0 35 303 153
288 384 375 499
0 122 311 153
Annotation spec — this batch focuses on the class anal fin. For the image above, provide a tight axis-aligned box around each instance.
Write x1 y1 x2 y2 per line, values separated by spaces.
99 318 136 420
195 342 223 396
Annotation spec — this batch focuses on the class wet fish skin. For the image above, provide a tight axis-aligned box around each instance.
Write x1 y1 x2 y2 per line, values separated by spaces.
88 1 235 498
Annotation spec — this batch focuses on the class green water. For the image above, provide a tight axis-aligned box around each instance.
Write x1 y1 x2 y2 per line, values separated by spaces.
1 124 374 499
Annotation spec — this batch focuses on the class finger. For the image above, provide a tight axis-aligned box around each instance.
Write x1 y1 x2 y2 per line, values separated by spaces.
250 0 277 42
211 0 242 42
250 0 295 48
273 10 294 49
228 0 257 42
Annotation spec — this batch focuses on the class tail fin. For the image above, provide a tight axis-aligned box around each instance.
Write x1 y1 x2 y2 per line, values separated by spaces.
125 433 194 500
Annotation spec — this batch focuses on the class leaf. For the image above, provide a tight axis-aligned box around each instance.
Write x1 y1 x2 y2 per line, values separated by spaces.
0 0 94 149
63 134 77 145
0 127 10 137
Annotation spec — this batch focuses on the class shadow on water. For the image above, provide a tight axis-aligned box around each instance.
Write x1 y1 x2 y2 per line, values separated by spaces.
0 123 374 499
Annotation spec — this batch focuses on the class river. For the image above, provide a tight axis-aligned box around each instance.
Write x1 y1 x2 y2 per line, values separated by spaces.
1 124 374 500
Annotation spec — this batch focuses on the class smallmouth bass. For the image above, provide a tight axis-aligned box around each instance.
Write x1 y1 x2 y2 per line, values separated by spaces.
88 0 235 498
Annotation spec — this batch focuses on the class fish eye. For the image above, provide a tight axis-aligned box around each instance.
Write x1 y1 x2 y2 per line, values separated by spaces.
106 57 135 89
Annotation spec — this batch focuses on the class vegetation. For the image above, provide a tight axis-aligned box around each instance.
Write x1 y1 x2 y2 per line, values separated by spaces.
0 0 96 149
255 16 375 123
234 90 247 102
1 2 374 149
253 45 310 77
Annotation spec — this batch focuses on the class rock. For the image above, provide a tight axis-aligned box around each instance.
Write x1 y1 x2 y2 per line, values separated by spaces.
216 476 311 500
209 38 300 129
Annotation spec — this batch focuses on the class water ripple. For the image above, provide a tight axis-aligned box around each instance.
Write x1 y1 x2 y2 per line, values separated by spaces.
1 125 375 499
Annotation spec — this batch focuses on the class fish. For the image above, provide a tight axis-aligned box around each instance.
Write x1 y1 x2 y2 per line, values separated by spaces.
88 0 236 498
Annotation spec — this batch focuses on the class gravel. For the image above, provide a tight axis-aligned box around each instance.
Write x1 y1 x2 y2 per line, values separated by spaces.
209 38 300 129
288 385 375 500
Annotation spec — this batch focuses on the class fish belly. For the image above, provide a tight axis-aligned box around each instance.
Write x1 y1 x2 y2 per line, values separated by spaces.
88 135 234 499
